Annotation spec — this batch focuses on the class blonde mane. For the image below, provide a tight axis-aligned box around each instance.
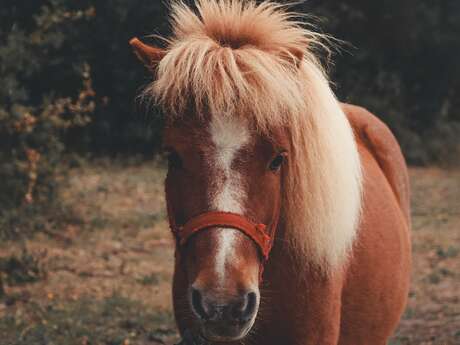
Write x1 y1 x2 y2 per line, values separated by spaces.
148 0 363 272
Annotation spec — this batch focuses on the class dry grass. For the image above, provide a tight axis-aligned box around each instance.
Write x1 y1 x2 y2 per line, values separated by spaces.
391 168 460 345
0 161 459 344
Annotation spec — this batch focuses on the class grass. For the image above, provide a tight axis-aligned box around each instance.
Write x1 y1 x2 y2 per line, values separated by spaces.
0 250 46 286
137 274 163 286
1 294 176 345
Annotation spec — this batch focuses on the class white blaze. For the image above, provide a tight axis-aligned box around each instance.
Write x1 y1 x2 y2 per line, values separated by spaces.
209 116 250 284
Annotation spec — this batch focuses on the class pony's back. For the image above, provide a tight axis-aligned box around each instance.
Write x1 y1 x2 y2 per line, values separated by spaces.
342 103 411 226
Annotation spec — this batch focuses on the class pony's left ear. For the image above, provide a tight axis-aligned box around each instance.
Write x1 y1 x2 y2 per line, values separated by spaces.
129 37 166 70
281 46 304 68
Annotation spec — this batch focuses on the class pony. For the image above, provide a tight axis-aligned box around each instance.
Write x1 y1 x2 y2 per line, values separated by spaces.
130 1 411 344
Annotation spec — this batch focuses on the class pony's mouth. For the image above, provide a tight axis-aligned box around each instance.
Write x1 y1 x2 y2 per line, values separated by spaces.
200 319 255 342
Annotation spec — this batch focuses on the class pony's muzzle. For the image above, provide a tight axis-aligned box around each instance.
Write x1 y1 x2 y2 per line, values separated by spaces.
190 286 259 341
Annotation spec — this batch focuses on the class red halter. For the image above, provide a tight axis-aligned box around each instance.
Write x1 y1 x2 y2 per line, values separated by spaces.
171 211 273 260
166 179 280 279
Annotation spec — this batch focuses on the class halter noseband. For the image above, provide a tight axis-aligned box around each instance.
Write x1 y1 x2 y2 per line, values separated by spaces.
170 211 277 262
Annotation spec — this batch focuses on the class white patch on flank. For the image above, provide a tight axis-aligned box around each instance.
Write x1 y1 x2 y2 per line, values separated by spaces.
209 116 250 285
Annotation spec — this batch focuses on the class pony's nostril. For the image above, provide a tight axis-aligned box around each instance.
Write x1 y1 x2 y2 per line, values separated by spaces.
191 287 210 320
243 291 258 320
245 292 257 316
231 291 258 322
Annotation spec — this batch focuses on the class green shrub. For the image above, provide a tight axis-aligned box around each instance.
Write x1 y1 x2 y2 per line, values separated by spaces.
0 1 94 238
299 0 460 164
4 0 459 166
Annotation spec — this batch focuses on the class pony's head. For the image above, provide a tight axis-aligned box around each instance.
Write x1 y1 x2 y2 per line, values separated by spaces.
131 0 362 341
163 116 286 341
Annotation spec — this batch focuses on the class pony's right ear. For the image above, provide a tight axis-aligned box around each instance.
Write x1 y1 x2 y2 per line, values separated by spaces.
129 37 166 70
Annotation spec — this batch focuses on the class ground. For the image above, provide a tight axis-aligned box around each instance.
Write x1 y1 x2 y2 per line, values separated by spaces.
0 161 459 345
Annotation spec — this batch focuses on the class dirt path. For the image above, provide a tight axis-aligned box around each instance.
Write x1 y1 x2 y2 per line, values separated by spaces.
1 162 459 344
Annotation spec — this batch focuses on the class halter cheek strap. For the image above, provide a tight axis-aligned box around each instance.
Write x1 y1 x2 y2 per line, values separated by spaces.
173 211 272 260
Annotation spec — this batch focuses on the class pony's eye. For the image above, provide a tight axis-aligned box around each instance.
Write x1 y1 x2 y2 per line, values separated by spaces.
167 150 183 169
269 153 286 172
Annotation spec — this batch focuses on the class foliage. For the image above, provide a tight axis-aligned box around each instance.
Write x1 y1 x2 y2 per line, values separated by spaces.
0 0 95 237
2 1 459 163
299 0 460 164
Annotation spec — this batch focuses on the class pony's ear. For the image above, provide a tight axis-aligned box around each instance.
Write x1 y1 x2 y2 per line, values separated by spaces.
281 46 304 68
129 37 166 70
291 47 304 65
289 48 305 67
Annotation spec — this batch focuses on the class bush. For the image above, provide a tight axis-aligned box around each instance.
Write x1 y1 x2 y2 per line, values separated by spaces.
0 1 94 238
3 1 458 165
299 0 460 164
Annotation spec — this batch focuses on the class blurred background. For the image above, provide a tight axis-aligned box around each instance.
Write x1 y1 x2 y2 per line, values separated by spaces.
1 1 459 344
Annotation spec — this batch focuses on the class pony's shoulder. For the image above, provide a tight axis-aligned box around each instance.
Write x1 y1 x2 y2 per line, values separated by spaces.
340 102 411 226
